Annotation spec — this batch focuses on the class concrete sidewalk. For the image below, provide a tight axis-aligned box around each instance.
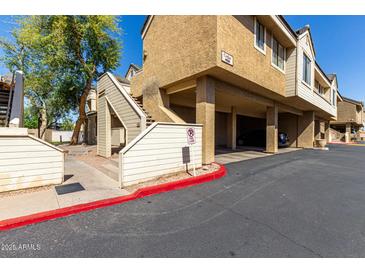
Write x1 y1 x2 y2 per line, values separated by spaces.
0 158 130 221
215 146 302 164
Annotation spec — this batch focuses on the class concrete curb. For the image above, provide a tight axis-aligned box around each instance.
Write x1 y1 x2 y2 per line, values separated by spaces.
328 141 356 145
0 163 227 231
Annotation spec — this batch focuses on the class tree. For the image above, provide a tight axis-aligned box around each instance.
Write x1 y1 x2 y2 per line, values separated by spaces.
0 16 122 144
60 117 75 131
0 17 78 139
17 16 121 144
23 106 38 129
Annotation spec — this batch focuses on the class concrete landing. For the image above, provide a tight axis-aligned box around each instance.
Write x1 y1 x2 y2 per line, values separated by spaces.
215 146 302 164
0 158 130 221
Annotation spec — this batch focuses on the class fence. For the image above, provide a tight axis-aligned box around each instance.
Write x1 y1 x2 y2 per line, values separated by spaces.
119 122 203 187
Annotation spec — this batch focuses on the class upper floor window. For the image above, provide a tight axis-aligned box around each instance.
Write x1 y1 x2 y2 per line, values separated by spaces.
254 18 265 54
315 80 324 95
272 37 285 71
302 53 311 86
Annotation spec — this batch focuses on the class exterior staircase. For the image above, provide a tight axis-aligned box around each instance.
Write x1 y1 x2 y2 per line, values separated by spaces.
130 95 155 126
97 72 160 158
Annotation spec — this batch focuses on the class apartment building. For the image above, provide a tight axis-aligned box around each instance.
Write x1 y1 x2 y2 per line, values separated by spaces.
330 96 364 142
115 15 339 164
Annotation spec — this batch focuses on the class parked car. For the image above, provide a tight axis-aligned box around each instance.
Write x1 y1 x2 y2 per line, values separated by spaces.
237 129 266 147
278 132 289 147
236 129 289 148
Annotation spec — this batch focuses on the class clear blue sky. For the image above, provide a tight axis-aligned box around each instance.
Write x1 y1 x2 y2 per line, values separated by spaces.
0 15 364 102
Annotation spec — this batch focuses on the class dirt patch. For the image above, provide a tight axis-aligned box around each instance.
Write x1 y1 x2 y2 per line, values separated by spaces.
0 185 54 198
124 163 221 193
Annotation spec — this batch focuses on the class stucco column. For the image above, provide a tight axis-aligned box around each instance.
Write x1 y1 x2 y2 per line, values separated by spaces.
325 122 331 143
196 76 215 164
227 106 237 150
345 123 351 143
314 120 321 140
297 111 315 148
266 103 278 153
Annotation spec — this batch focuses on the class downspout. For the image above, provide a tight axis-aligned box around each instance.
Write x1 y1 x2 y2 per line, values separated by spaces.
295 40 299 147
294 40 298 96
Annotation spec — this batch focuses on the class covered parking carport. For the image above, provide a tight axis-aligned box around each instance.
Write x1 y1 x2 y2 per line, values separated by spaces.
168 77 314 164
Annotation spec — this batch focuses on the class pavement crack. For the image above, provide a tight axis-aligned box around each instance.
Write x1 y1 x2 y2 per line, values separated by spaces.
242 215 323 258
228 208 323 257
203 195 323 258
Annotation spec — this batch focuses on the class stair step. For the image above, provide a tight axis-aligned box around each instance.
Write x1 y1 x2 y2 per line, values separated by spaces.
103 163 119 172
109 158 119 168
98 164 119 181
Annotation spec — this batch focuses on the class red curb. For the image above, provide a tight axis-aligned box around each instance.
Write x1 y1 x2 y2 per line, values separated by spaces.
0 163 227 232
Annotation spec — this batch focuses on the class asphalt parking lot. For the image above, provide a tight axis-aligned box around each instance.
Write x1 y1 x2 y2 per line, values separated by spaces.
1 144 365 258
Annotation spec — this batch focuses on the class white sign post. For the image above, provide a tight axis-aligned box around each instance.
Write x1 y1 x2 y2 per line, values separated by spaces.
186 127 196 176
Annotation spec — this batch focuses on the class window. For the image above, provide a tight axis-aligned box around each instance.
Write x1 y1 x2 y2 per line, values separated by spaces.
302 53 311 85
315 80 324 95
254 18 265 53
272 37 285 71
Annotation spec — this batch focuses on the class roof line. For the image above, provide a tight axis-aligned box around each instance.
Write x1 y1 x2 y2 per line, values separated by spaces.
277 15 298 39
141 15 150 34
342 96 364 107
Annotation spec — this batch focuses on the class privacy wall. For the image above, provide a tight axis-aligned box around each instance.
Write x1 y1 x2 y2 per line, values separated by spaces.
0 128 65 193
119 123 202 186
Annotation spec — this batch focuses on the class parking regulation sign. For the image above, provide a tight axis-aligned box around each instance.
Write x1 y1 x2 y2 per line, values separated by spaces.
186 127 196 145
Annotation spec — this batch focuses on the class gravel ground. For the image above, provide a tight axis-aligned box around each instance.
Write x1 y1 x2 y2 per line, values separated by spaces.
124 163 221 193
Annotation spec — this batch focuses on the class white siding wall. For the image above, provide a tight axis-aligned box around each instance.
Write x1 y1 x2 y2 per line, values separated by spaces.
120 123 203 186
97 95 111 157
97 73 146 144
295 34 337 117
285 47 297 96
97 73 148 158
0 129 64 193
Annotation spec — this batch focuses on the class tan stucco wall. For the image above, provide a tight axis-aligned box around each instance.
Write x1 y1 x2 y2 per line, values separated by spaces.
278 113 298 147
132 15 289 111
334 100 363 125
170 104 196 123
131 16 218 98
215 111 228 147
216 16 287 97
297 111 315 148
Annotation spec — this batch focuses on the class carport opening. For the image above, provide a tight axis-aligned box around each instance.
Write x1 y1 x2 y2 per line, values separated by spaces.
215 111 299 154
214 112 267 152
236 115 266 150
